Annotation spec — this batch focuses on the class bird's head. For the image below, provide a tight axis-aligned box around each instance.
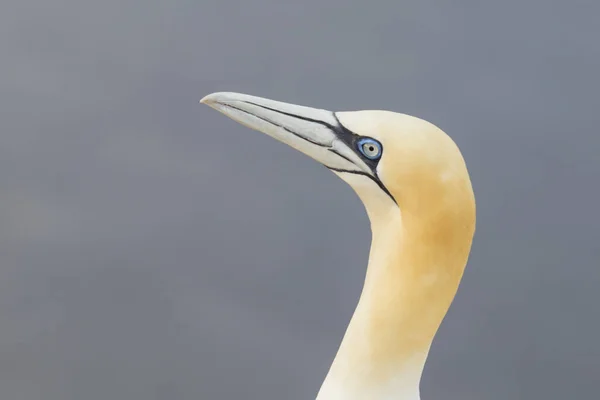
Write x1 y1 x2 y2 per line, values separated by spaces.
201 92 475 243
201 92 476 392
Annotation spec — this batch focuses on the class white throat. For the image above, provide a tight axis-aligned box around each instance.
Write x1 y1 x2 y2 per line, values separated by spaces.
316 173 428 400
316 348 426 400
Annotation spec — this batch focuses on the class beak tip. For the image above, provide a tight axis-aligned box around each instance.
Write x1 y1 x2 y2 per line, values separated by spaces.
199 94 213 105
200 91 236 107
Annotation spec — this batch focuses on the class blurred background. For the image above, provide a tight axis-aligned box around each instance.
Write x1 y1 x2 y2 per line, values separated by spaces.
1 1 599 399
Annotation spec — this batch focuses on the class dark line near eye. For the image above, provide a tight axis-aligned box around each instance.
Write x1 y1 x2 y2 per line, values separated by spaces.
327 148 355 165
327 167 397 205
247 102 382 169
227 103 362 171
331 113 345 129
224 101 396 205
244 103 373 168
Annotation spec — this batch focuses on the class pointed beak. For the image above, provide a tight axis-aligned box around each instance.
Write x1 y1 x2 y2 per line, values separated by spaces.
200 92 372 175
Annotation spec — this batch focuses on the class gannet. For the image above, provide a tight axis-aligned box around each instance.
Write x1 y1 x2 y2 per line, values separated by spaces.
200 92 476 400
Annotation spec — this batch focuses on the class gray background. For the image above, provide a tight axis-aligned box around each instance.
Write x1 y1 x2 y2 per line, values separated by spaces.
1 0 599 399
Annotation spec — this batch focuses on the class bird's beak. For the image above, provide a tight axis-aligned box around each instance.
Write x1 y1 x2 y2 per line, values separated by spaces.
200 92 373 176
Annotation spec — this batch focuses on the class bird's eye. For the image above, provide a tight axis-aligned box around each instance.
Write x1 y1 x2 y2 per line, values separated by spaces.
357 138 382 160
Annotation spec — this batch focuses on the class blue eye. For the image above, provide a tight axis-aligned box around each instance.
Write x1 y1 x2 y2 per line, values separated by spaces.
357 138 382 160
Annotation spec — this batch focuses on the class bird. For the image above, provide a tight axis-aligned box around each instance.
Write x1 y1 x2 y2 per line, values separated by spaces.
200 92 476 400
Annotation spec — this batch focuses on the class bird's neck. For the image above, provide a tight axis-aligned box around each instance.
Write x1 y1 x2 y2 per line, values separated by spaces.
317 196 472 400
